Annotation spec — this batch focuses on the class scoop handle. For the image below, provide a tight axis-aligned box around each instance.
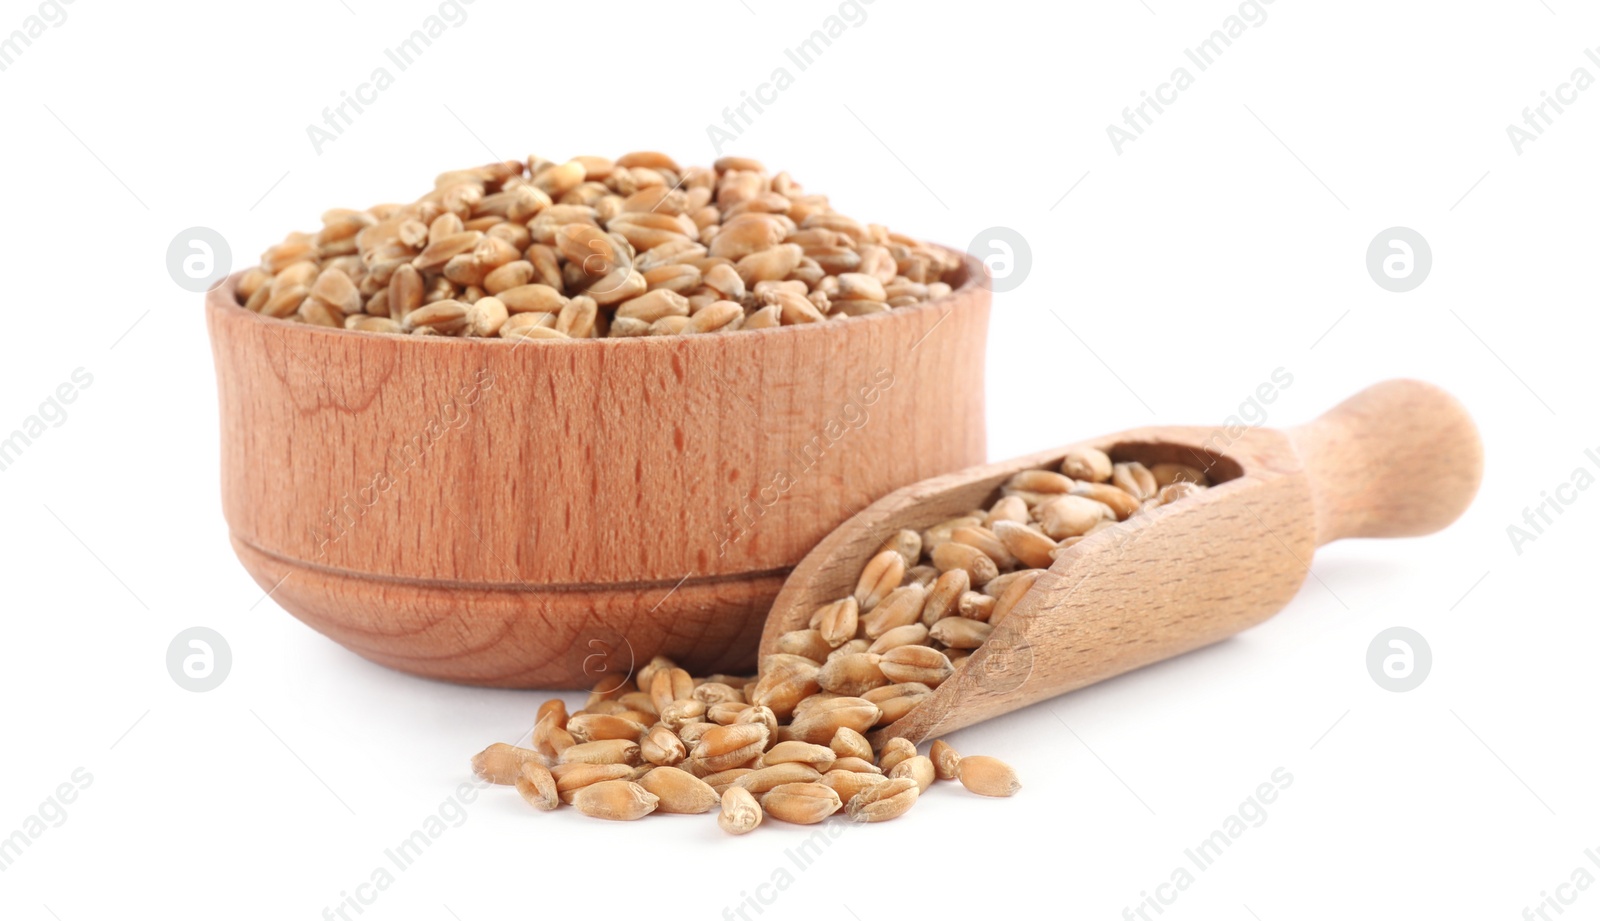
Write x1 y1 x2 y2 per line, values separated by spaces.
1287 379 1483 546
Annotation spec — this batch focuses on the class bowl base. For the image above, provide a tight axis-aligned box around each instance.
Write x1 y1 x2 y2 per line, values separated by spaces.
232 536 774 688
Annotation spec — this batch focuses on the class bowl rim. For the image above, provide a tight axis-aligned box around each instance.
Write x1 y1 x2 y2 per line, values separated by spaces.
205 245 989 348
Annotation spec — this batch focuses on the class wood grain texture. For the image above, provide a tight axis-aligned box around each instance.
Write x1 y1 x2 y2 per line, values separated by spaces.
1288 378 1485 544
207 254 989 687
758 380 1483 744
229 538 775 686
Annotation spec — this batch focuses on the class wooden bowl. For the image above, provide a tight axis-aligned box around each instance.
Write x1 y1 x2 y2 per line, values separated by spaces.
206 254 989 687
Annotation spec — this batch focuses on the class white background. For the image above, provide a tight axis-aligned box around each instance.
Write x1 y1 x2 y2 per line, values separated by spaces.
2 1 1597 919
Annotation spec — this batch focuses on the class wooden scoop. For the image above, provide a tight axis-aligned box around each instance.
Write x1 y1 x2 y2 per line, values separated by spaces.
757 379 1483 745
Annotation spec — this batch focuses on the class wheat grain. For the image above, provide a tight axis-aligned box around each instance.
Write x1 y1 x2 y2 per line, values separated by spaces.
846 775 920 822
240 152 961 340
638 766 720 814
571 780 659 820
468 452 1220 826
956 756 1021 797
760 782 841 825
718 786 763 835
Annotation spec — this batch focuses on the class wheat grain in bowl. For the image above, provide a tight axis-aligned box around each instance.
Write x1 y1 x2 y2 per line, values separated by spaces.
234 152 964 339
469 453 1214 829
